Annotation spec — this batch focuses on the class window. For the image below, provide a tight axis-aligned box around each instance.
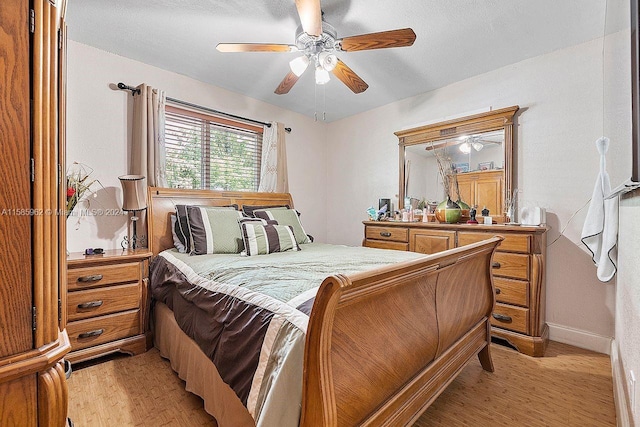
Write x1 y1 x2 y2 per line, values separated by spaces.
164 105 263 191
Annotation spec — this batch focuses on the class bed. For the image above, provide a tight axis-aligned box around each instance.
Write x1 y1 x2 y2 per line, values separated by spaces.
147 187 502 426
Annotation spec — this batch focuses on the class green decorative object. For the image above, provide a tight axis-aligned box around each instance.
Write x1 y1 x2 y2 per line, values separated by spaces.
435 197 462 223
456 198 471 217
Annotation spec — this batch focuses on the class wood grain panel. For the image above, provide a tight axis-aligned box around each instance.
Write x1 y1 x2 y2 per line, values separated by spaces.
493 277 529 307
491 303 529 334
458 231 530 253
363 240 409 251
67 310 140 351
365 225 408 242
67 283 140 321
0 0 33 358
38 362 68 426
409 229 456 254
492 252 529 280
0 376 37 426
67 262 140 290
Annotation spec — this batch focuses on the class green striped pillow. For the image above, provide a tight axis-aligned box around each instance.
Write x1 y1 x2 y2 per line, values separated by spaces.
253 208 311 244
186 206 244 255
240 223 300 256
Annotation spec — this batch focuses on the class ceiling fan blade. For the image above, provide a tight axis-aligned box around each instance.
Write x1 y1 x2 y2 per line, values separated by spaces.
216 43 297 53
331 59 368 94
295 0 322 37
274 71 301 95
340 28 416 52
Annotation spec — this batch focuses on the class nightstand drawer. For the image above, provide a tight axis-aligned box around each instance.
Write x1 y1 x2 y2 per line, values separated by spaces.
490 303 529 334
458 232 531 253
494 277 529 307
365 226 408 242
491 252 529 280
67 309 140 351
67 283 140 322
67 262 140 290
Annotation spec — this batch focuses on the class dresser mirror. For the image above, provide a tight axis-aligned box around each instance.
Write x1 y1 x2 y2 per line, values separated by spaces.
396 106 519 219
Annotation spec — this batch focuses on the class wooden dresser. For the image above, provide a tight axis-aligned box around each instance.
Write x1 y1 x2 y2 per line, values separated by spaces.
66 250 152 363
364 221 548 356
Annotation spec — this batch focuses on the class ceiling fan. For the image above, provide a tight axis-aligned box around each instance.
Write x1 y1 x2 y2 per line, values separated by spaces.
216 0 416 95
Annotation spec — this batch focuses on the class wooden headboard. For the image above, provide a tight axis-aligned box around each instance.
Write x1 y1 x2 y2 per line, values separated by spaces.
147 187 294 256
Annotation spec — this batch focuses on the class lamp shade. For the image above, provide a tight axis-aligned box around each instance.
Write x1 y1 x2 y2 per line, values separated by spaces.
119 175 147 211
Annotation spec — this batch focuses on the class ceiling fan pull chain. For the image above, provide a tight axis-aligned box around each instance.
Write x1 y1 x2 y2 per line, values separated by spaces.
323 84 326 122
314 81 318 122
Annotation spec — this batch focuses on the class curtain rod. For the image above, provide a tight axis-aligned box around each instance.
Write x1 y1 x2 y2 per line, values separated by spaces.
116 83 291 133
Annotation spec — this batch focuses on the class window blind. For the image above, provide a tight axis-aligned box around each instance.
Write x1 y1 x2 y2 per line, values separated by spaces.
164 106 263 191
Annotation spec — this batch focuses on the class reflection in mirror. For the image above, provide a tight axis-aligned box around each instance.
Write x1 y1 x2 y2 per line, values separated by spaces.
396 106 518 221
404 129 505 204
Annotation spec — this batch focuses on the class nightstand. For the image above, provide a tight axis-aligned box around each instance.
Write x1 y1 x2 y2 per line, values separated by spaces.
66 249 152 363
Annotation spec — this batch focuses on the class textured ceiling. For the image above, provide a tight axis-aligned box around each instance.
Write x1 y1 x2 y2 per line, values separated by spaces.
67 0 628 122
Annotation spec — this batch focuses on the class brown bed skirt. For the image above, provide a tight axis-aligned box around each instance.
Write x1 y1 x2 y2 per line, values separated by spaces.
154 302 256 427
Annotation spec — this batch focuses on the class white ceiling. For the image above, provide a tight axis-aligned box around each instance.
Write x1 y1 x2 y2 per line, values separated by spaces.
67 0 628 122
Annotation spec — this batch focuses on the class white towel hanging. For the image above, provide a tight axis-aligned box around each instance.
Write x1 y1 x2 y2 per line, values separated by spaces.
580 137 618 282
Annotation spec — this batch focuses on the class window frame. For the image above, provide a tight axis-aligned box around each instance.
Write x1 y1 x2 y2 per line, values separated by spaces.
164 105 264 191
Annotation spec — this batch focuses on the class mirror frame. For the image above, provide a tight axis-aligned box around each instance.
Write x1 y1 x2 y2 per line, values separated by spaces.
395 105 519 216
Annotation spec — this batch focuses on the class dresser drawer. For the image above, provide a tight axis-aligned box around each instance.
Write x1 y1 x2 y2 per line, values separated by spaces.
67 310 140 351
494 277 529 307
67 283 140 322
365 226 408 243
491 303 529 334
364 239 409 251
491 252 529 280
67 262 140 290
458 231 531 253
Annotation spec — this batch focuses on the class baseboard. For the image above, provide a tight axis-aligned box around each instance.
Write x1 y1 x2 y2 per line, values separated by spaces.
611 340 634 427
547 322 612 354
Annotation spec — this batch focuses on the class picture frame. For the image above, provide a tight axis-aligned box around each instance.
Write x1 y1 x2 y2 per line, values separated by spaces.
453 162 469 173
478 161 494 171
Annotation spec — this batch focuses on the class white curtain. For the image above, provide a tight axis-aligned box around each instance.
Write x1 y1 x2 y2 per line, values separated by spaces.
130 84 167 187
258 122 289 193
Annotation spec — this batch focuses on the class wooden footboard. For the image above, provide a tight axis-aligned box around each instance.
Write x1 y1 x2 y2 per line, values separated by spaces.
301 237 502 426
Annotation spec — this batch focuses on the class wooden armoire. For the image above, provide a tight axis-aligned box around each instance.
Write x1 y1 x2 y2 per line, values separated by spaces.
0 0 70 425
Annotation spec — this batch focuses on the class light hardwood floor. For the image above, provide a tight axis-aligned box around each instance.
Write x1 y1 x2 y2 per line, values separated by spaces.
67 341 615 426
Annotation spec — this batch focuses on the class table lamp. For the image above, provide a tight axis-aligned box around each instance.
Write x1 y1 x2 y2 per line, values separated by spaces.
119 175 147 249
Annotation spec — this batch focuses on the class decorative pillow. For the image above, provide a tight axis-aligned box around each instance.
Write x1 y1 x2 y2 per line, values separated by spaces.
237 217 278 227
240 222 300 256
186 206 244 255
242 204 290 218
170 214 187 253
253 208 311 244
175 204 238 253
174 205 192 253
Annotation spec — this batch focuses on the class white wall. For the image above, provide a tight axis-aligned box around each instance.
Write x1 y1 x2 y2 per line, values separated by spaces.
66 41 327 253
324 32 632 352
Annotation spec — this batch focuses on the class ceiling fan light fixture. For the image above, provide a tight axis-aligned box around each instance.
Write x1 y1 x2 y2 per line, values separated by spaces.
315 66 330 84
318 51 337 71
459 141 471 154
472 141 484 151
289 55 310 77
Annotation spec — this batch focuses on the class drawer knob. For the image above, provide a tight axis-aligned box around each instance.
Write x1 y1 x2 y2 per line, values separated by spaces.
492 313 512 323
495 288 501 295
492 262 501 269
380 231 392 237
77 274 103 283
77 300 103 309
78 329 104 339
